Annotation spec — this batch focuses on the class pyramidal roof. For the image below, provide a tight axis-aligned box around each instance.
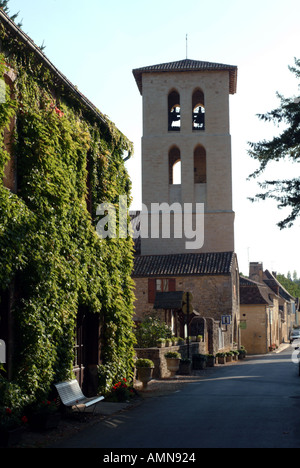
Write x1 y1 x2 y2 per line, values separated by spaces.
133 58 238 95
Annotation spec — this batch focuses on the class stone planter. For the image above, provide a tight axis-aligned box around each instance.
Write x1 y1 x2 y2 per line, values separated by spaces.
0 426 25 448
206 356 215 367
166 358 180 377
192 354 207 370
157 341 165 348
217 356 226 364
137 367 154 388
226 354 233 363
179 360 192 375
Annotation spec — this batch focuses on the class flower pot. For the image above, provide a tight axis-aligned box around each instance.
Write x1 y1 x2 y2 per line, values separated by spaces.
206 356 215 367
179 361 192 375
29 412 61 431
192 354 207 370
226 355 233 362
217 356 226 364
0 426 25 448
137 367 154 388
157 341 165 348
166 358 181 377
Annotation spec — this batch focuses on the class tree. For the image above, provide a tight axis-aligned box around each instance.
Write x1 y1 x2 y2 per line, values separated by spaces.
248 58 300 229
277 273 300 298
0 0 22 27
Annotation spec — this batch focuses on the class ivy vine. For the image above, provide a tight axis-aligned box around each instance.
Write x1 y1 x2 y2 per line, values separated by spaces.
0 25 136 408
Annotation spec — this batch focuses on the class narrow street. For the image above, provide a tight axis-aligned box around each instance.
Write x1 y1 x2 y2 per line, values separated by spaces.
52 346 300 449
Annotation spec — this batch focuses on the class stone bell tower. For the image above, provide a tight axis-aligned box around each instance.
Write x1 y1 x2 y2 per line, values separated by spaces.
133 59 238 256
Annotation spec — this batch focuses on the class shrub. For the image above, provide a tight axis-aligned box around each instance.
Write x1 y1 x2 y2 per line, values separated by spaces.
165 351 181 359
134 316 172 348
135 359 154 368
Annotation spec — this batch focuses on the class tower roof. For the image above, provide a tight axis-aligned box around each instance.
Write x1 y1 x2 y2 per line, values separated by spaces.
133 58 238 95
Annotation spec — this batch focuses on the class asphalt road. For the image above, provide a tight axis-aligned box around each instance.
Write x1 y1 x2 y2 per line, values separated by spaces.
52 346 300 449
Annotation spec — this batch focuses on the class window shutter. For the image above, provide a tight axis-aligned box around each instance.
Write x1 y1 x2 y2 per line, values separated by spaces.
169 278 176 291
148 279 156 303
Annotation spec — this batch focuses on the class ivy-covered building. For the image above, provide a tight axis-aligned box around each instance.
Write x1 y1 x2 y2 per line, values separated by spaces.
0 9 135 407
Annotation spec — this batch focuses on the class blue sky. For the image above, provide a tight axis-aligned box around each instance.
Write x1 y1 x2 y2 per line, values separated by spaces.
7 0 300 277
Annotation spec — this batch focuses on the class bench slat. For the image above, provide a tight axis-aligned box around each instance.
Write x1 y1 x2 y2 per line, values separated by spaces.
55 380 104 412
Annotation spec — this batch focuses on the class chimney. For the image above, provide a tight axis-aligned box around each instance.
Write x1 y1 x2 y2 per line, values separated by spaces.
249 262 263 283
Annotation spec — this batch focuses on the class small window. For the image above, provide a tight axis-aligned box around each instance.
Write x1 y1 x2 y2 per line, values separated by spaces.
192 89 205 131
169 146 181 185
168 90 181 131
194 145 206 183
148 278 176 303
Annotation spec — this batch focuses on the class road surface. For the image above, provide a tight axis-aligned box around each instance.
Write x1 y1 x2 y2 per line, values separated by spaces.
52 346 300 449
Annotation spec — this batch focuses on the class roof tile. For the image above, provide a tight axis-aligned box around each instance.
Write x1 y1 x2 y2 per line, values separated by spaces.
133 252 235 277
133 58 238 95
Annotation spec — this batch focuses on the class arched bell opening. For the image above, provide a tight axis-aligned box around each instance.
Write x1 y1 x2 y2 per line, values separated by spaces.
192 89 205 131
168 90 181 132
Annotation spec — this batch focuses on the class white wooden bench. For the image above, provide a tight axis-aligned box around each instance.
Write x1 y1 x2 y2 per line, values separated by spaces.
55 380 104 415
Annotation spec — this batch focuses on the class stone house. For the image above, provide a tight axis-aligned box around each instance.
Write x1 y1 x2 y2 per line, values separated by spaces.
249 263 296 343
132 251 240 354
240 276 280 354
0 9 134 401
240 262 297 354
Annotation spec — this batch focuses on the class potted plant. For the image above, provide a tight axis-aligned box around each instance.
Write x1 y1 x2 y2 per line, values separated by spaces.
0 407 27 447
206 354 215 367
216 352 226 364
226 351 234 362
196 335 203 342
135 358 154 388
156 338 166 348
177 337 185 346
238 346 247 359
26 399 61 431
232 350 239 361
192 354 207 370
165 351 181 377
179 358 192 375
165 338 172 347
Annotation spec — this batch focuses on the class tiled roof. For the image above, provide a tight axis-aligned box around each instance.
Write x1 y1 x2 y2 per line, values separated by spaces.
240 276 274 305
133 252 235 277
132 58 238 95
263 270 295 301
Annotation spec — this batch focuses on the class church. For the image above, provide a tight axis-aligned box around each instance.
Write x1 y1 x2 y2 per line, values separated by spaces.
131 58 240 354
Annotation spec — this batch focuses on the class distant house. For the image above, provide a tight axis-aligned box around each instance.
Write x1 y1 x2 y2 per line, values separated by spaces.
240 262 297 354
240 276 279 354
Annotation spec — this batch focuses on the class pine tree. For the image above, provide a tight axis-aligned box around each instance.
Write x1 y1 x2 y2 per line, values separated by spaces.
248 58 300 229
0 0 22 27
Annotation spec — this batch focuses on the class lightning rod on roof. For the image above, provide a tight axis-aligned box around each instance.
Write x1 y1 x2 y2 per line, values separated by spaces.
186 34 188 59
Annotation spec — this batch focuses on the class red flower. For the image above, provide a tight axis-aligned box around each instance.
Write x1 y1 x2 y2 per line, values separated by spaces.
5 408 12 415
22 416 28 424
54 107 64 118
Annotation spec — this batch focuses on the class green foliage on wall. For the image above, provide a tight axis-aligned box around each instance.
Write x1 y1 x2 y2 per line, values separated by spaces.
0 28 135 408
